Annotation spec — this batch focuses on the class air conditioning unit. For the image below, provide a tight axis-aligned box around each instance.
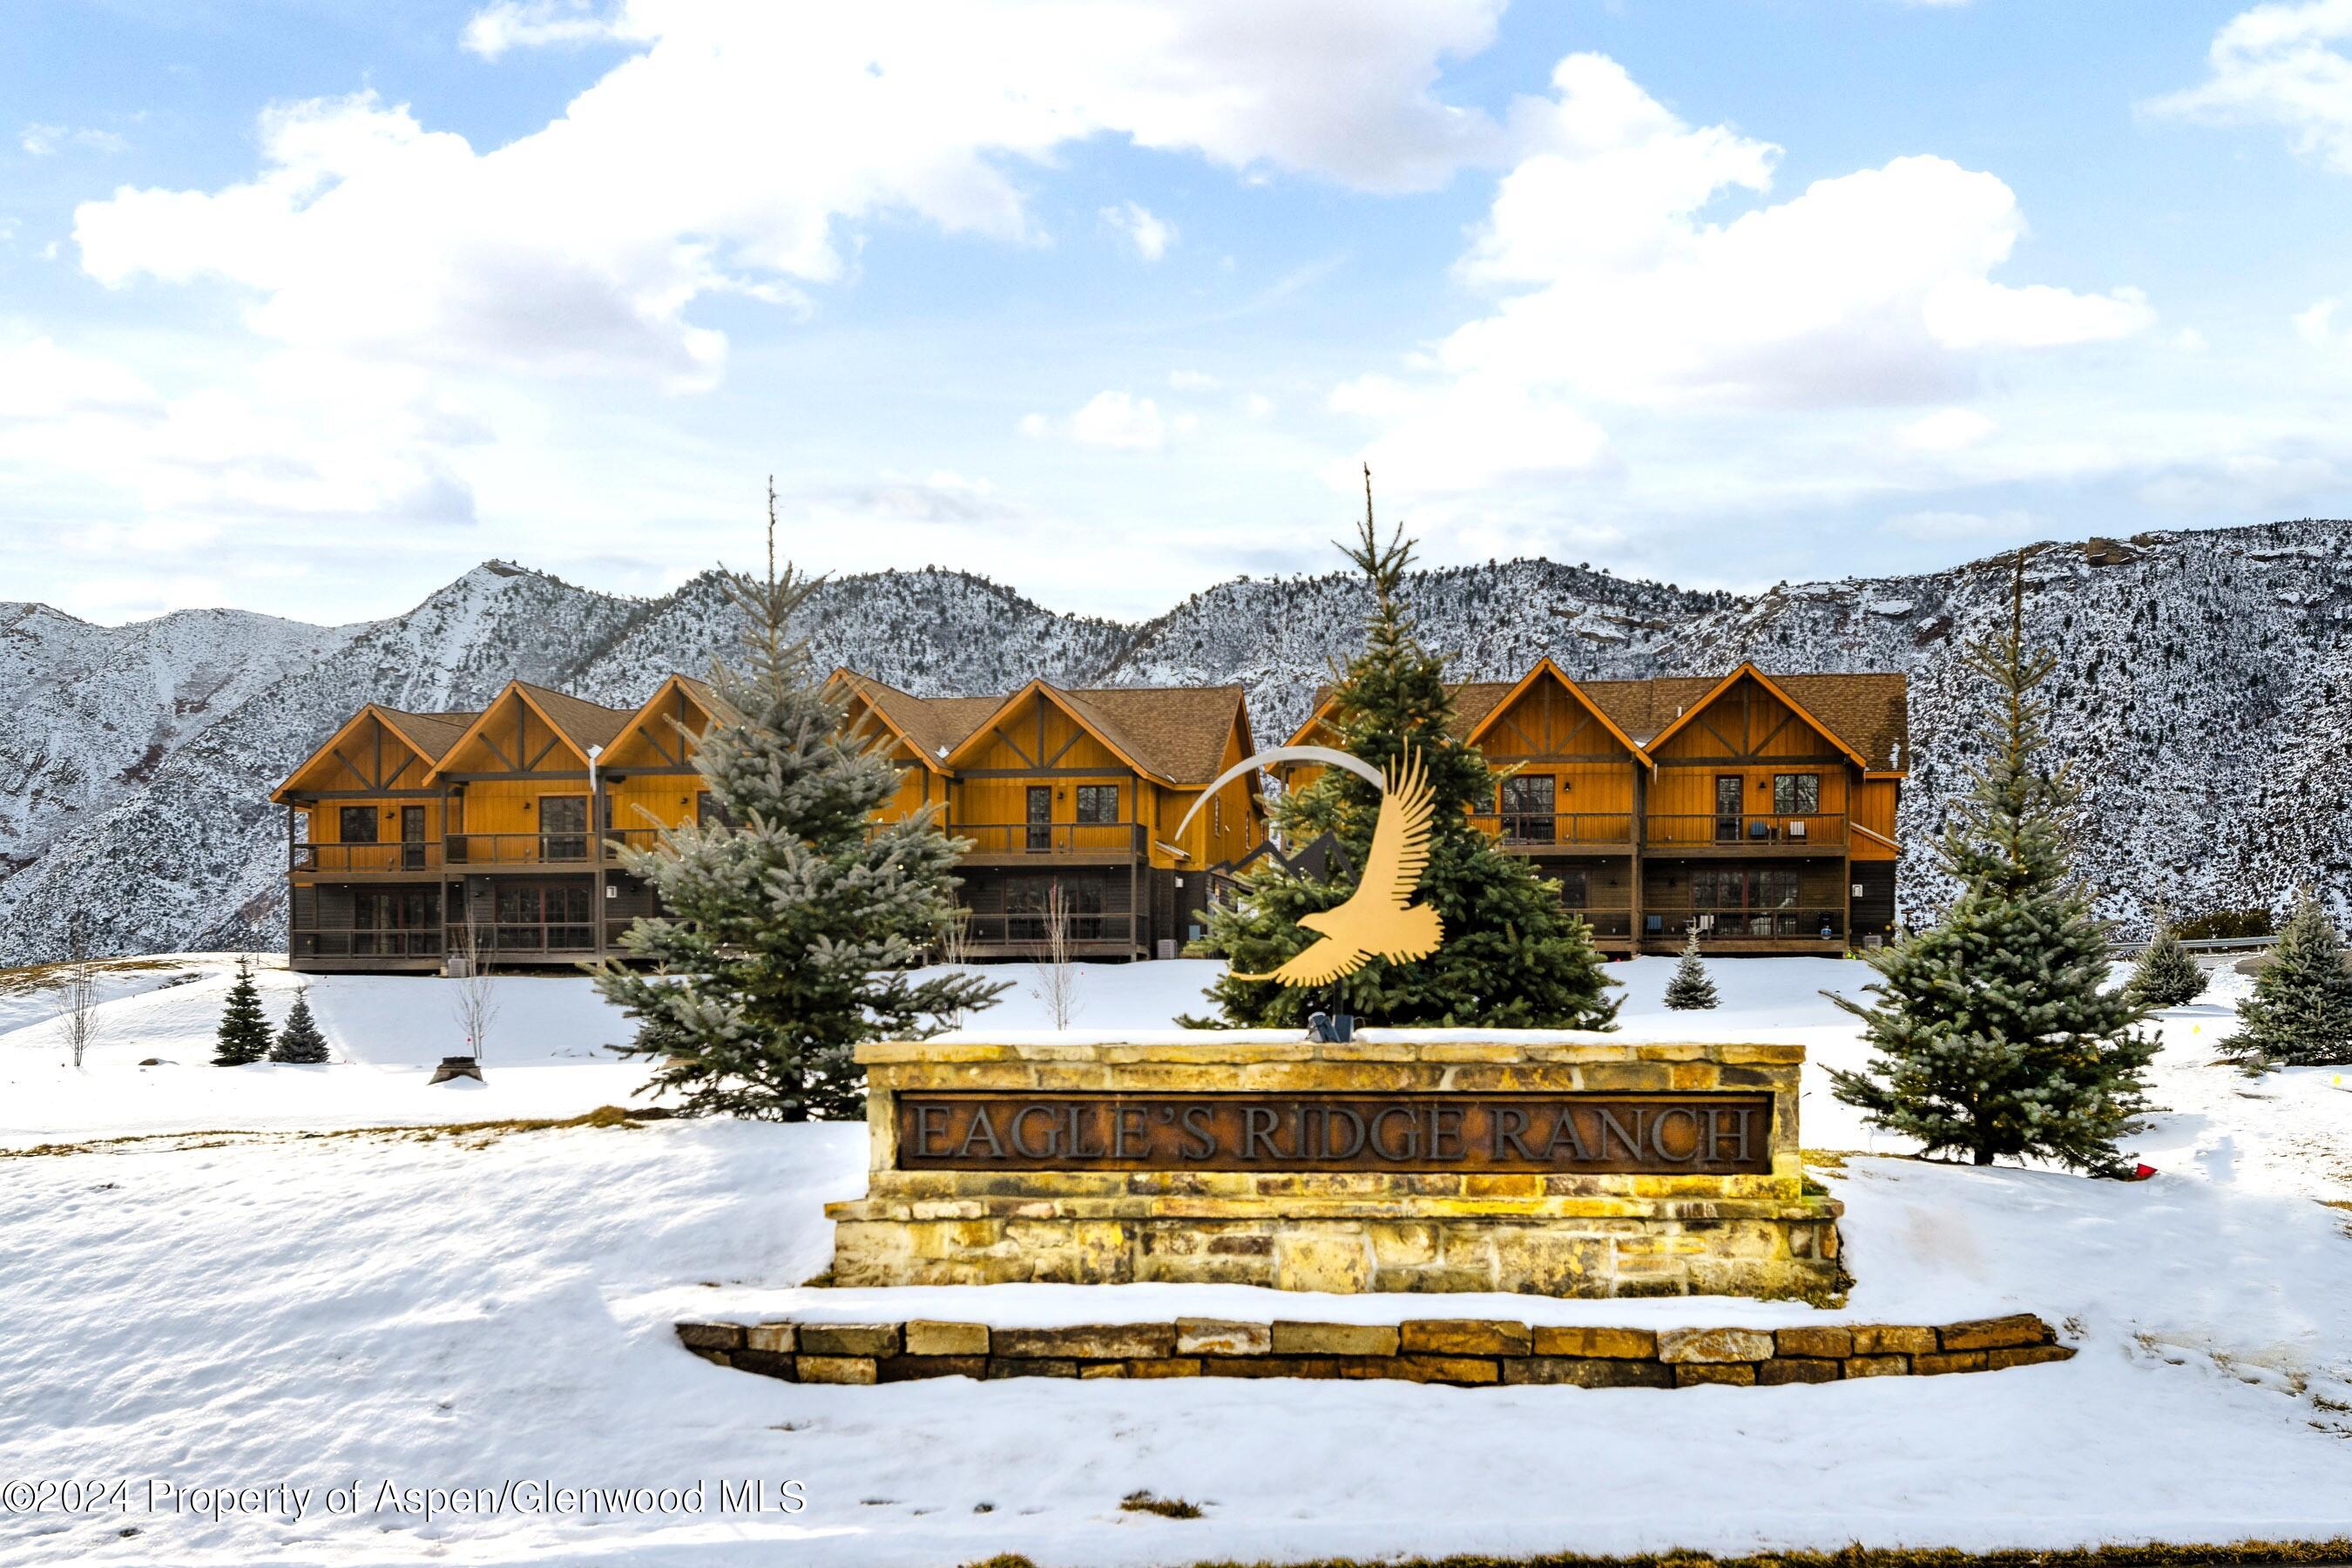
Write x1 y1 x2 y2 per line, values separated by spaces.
443 956 472 978
1156 939 1179 961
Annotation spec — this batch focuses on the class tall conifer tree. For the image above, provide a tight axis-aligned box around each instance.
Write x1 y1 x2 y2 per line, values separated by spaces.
2221 888 2352 1072
593 486 1005 1119
1191 469 1618 1031
1829 557 2157 1172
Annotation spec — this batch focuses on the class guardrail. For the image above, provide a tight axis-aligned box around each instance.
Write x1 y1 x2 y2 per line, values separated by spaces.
949 823 1146 858
1644 814 1848 849
1467 812 1636 848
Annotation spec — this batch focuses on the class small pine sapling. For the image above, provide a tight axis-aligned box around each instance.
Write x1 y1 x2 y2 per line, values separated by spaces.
1663 931 1719 1010
212 956 271 1066
2126 910 2207 1011
2221 889 2352 1073
270 988 332 1064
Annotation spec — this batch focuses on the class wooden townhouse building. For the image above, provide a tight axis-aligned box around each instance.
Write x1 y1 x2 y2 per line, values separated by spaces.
274 670 1264 974
1282 659 1908 956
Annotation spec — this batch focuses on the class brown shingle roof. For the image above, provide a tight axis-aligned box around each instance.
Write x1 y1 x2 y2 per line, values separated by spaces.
514 679 634 753
834 672 1246 784
1296 667 1909 770
375 706 478 760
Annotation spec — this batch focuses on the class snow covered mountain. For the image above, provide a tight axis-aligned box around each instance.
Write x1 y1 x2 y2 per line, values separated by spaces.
3 520 2346 963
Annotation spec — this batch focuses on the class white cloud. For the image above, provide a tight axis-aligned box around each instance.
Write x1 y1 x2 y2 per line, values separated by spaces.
1167 369 1219 389
1101 200 1177 260
73 1 1506 388
1896 408 1997 451
1335 53 2153 496
20 123 126 157
2295 296 2342 343
1882 507 2033 539
461 0 633 60
2147 0 2352 172
2174 326 2210 351
1238 392 1274 419
1024 389 1173 450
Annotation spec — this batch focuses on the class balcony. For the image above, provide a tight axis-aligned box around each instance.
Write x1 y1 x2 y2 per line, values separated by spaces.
949 821 1146 865
1468 811 1635 850
292 828 670 875
290 927 443 963
1643 814 1847 852
1651 907 1847 944
955 911 1142 956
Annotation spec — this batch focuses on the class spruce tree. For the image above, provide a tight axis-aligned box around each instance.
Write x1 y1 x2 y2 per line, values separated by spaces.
2126 909 2207 1011
270 988 331 1064
592 488 1006 1120
2221 889 2352 1073
1828 558 2158 1173
1190 469 1619 1031
1663 931 1719 1010
212 956 270 1066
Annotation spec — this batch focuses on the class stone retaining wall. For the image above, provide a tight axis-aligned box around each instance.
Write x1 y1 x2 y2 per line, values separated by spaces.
676 1312 2070 1389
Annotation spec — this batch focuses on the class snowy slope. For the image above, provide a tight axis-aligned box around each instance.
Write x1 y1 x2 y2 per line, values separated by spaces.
1 956 2348 1565
7 517 2352 962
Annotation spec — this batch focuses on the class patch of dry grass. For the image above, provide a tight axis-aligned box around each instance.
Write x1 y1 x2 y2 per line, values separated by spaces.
1179 1538 2352 1567
2 1104 649 1159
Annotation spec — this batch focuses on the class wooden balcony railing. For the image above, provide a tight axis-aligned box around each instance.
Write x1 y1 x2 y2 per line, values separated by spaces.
291 843 441 874
957 912 1140 948
1655 908 1847 941
1467 812 1636 848
1644 814 1846 849
291 928 443 959
949 822 1146 859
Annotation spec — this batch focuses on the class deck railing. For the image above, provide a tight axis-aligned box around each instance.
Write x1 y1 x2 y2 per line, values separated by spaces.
956 912 1140 948
290 842 440 873
1467 811 1636 848
290 928 444 959
1652 908 1847 941
948 822 1146 858
1643 814 1846 849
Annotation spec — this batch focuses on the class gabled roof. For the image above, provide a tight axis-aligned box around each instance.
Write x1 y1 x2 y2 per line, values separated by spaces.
1635 662 1871 771
603 672 716 767
1462 656 1648 762
422 679 635 781
832 671 1249 787
271 702 479 803
1280 663 1908 772
829 669 998 772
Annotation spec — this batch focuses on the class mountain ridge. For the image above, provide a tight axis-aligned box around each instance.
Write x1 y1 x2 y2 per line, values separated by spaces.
3 517 2346 963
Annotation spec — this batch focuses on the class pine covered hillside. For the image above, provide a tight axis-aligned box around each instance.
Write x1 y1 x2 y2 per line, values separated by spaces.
2 519 2347 963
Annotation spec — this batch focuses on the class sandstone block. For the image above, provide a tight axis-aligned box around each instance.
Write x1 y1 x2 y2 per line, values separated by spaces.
1674 1363 1757 1387
676 1321 744 1351
1938 1314 2049 1352
733 1349 794 1379
903 1321 989 1357
1773 1326 1852 1359
1123 1358 1203 1378
1271 1321 1400 1356
1757 1357 1842 1386
1657 1327 1775 1364
1850 1324 1936 1356
798 1322 900 1357
1368 1222 1442 1267
1985 1344 2076 1370
1842 1354 1909 1378
1531 1326 1657 1359
1399 1320 1531 1356
1274 1235 1373 1294
796 1355 876 1385
877 1355 984 1382
743 1321 796 1354
1390 1355 1501 1385
1176 1318 1270 1357
1501 1356 1674 1389
984 1358 1077 1379
993 1324 1175 1360
1200 1356 1336 1379
1490 1231 1607 1295
1079 1363 1127 1378
1914 1349 1988 1376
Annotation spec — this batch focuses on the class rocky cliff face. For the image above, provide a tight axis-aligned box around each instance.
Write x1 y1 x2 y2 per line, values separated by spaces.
3 521 2344 963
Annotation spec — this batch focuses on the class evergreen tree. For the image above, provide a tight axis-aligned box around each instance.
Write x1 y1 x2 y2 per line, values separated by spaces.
2221 889 2352 1073
1190 469 1619 1031
1663 931 1719 1010
2126 910 2207 1011
269 988 331 1064
1828 558 2158 1173
212 956 270 1066
592 487 1006 1120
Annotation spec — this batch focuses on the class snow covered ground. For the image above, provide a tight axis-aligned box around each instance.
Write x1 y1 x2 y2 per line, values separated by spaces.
3 952 2349 1565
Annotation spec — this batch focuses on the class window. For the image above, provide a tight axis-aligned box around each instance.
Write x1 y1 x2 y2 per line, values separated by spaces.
1692 868 1801 911
1773 774 1821 814
696 791 731 828
401 805 427 870
1004 877 1107 942
353 888 436 956
1498 774 1555 843
1025 786 1052 852
339 806 379 843
491 883 592 950
1554 868 1588 909
540 795 588 860
1075 785 1119 824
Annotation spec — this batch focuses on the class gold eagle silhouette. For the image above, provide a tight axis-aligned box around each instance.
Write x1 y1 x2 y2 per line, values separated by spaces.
1233 747 1444 985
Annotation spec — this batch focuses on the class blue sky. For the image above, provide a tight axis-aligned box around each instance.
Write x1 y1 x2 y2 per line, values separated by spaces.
4 0 2351 625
